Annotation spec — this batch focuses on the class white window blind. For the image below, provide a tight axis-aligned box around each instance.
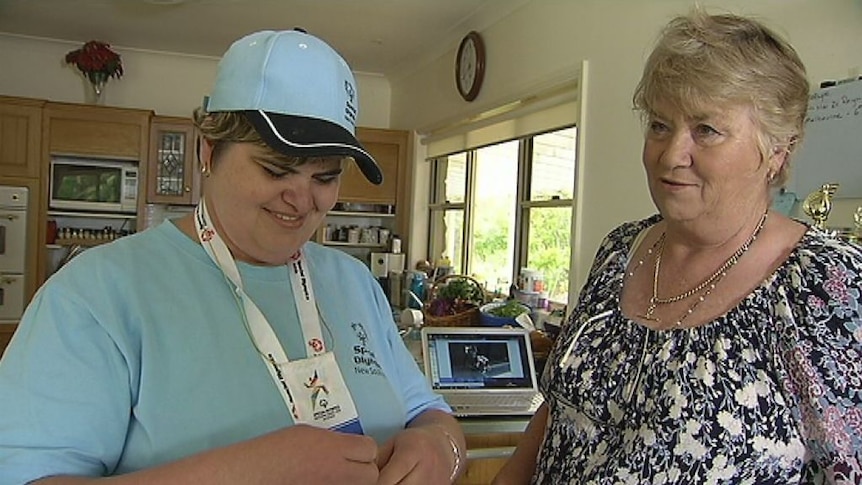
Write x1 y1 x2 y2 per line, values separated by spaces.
420 79 579 159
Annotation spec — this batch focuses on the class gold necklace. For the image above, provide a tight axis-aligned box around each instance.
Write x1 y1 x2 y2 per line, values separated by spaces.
639 212 768 326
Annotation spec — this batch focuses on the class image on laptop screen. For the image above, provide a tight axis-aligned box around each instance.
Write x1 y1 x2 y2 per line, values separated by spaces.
425 330 534 390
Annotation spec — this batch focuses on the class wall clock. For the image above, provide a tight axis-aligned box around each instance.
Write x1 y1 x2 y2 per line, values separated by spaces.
455 31 486 102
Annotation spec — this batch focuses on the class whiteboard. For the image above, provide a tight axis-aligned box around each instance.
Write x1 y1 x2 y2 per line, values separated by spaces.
790 78 862 199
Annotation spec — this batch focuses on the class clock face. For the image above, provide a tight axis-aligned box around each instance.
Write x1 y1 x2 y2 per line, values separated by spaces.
458 39 477 93
455 31 485 102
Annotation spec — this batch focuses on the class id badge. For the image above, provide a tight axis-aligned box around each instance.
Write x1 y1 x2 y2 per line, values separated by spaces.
282 352 363 434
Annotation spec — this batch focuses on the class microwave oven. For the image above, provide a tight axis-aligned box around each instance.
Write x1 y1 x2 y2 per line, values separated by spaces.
49 157 139 214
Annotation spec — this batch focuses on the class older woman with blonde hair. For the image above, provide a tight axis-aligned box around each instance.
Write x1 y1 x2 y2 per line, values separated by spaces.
495 9 862 484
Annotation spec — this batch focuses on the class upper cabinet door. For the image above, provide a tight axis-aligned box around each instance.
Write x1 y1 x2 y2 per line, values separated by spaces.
339 128 408 205
0 98 43 179
46 103 151 160
147 116 199 205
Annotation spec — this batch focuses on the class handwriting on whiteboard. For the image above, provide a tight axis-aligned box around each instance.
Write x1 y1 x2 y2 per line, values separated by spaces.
806 89 862 123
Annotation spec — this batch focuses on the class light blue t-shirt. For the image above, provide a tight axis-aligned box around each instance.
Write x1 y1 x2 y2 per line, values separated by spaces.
0 221 448 483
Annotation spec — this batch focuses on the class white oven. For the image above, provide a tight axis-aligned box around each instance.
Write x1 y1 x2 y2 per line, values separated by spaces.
0 185 28 321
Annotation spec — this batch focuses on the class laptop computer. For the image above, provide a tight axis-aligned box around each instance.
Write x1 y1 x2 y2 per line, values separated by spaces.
421 326 544 417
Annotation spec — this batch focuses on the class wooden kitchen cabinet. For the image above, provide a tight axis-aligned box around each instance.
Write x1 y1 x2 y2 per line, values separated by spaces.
335 127 413 248
458 431 522 485
147 116 199 205
0 96 44 179
44 102 152 161
344 128 410 206
0 98 43 354
38 102 153 288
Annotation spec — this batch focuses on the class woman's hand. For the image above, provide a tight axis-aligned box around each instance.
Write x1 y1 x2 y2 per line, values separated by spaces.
264 425 381 484
33 424 381 485
376 410 465 485
376 426 454 484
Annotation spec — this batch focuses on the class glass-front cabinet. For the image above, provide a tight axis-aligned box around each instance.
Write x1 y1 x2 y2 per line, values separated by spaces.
147 116 199 205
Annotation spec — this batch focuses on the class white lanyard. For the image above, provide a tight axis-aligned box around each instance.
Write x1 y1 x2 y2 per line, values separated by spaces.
194 201 329 418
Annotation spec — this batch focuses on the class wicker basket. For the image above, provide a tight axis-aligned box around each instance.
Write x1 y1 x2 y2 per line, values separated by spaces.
423 274 486 327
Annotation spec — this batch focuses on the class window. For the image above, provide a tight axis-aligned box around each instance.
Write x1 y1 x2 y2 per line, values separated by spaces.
428 126 577 304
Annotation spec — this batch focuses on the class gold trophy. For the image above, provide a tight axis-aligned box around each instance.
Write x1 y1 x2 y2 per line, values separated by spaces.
802 183 839 230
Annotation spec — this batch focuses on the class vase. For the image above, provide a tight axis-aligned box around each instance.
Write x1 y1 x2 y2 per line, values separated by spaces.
83 73 108 105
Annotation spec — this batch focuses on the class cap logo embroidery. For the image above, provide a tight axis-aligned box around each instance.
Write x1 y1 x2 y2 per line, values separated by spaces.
344 80 357 128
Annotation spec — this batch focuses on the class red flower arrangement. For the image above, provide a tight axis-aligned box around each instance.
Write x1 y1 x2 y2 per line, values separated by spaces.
65 41 123 86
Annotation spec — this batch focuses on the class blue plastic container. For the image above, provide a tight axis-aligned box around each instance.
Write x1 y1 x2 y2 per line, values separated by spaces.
479 301 531 327
407 271 427 309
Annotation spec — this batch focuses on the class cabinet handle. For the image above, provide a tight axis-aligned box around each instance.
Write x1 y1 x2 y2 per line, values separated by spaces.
4 214 18 221
184 186 190 193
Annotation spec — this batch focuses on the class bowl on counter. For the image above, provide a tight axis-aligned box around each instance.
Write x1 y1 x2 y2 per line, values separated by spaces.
479 300 532 327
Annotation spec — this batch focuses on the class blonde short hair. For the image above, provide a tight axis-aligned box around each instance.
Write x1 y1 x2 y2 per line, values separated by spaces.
632 9 809 187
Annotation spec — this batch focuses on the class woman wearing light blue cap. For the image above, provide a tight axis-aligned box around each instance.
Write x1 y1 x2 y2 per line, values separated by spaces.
0 29 464 484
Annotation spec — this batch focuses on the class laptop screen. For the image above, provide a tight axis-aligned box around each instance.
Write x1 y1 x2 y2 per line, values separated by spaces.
424 329 535 390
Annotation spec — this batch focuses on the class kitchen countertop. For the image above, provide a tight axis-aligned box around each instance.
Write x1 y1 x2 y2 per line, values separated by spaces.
459 415 530 434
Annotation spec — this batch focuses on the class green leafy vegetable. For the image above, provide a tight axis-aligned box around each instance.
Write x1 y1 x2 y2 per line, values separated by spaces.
487 300 529 318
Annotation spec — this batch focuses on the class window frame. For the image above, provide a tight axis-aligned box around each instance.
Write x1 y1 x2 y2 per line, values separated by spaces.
427 125 576 299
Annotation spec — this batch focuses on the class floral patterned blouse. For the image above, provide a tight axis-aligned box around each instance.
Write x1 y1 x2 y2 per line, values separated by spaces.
533 216 862 484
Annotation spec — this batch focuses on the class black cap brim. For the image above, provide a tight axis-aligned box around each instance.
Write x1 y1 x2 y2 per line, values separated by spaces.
243 110 383 185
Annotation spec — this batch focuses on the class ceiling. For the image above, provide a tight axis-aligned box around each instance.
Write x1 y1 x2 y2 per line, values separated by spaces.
0 0 528 79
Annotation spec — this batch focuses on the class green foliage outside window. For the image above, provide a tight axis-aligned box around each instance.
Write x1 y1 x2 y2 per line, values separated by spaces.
470 198 571 302
527 207 571 301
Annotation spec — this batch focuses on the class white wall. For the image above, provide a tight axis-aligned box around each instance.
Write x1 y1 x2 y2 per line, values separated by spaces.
390 0 862 294
0 33 392 127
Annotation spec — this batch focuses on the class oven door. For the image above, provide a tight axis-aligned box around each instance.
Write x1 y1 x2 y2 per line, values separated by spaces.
0 274 25 321
0 190 27 274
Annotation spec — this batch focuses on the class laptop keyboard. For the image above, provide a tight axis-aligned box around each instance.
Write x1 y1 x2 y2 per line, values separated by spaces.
446 393 544 409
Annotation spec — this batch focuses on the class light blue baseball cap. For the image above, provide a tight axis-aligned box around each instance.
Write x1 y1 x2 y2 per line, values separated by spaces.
205 29 382 185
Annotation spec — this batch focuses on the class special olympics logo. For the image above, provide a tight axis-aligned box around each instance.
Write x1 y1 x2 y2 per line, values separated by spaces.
309 338 324 353
351 322 368 347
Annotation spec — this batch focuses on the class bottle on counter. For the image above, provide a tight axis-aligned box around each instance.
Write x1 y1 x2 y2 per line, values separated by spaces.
434 254 453 278
408 271 427 309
